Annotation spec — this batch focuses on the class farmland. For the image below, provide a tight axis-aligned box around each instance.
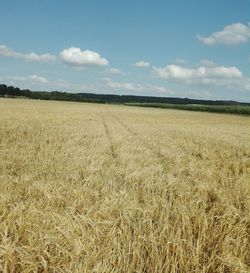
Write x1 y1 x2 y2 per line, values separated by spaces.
0 99 250 272
126 103 250 116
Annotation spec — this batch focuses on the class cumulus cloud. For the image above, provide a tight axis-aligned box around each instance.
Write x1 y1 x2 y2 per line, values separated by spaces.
28 74 48 83
200 77 250 91
105 67 124 75
3 75 87 92
104 77 143 91
153 64 250 91
0 45 56 62
153 64 242 80
197 23 250 45
199 59 217 67
5 74 48 84
60 47 108 67
103 78 174 94
133 61 150 68
0 44 110 69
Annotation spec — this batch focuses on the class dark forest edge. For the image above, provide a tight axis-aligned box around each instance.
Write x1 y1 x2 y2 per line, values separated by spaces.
1 84 250 115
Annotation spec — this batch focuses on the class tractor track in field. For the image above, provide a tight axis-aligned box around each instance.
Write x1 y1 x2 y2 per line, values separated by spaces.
99 113 127 189
107 111 171 174
101 114 118 161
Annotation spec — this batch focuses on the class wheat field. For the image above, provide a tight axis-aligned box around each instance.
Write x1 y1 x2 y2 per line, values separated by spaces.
0 99 249 273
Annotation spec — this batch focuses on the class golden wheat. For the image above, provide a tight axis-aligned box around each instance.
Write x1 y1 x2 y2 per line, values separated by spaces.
0 98 249 273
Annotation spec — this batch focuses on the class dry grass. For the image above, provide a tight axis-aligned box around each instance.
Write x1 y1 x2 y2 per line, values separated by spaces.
0 98 249 273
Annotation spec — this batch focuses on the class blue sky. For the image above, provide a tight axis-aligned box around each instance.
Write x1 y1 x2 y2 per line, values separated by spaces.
0 0 250 102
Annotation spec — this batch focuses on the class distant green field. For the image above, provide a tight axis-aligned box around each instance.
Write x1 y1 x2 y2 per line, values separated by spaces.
125 103 250 115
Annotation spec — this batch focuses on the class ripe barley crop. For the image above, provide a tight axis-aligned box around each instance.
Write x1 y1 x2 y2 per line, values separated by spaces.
0 99 249 273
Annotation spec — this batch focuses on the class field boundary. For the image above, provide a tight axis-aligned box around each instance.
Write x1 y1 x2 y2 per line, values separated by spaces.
125 102 250 116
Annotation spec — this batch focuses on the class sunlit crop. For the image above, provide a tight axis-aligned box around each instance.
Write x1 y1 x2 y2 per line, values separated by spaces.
0 99 249 273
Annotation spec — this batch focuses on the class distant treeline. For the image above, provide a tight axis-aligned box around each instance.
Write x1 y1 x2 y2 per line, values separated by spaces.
0 84 102 103
1 84 249 106
126 103 250 116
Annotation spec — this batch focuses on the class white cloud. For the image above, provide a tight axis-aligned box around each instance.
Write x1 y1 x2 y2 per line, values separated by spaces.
0 45 56 62
5 74 48 84
0 45 110 69
28 74 48 84
3 75 82 92
199 59 217 67
60 47 108 67
200 77 250 91
104 77 143 91
133 61 150 68
153 64 242 80
103 78 174 94
197 22 250 45
153 64 250 91
105 67 124 75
